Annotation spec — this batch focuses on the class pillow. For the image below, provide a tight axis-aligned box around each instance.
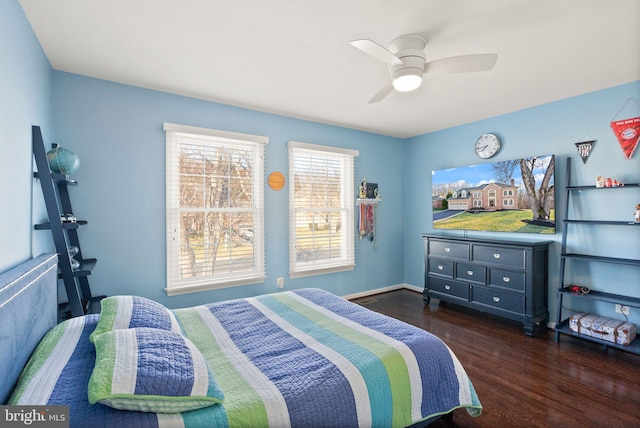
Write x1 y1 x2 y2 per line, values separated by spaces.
90 295 181 343
88 327 224 413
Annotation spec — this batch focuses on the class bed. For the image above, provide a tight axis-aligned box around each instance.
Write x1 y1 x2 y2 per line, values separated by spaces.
1 254 482 427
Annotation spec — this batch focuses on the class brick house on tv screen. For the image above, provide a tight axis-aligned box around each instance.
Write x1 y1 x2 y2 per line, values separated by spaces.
447 180 519 211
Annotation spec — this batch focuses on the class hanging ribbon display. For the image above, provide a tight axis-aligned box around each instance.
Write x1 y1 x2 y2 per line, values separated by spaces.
358 201 377 248
358 177 380 248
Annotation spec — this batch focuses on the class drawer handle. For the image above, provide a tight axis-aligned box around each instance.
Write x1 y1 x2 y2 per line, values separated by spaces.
444 285 451 290
493 296 500 302
493 253 501 259
467 270 474 275
445 247 451 252
502 277 510 283
438 265 444 270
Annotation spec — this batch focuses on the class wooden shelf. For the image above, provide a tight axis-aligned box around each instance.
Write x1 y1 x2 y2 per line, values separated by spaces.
33 171 78 185
561 253 640 266
564 219 640 226
34 220 88 230
356 198 380 205
32 125 100 318
558 288 640 307
567 183 640 190
555 158 639 355
555 321 640 354
57 258 97 279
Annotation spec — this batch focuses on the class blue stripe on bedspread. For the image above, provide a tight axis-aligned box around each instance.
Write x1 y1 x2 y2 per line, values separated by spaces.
290 289 466 417
130 296 175 331
45 315 160 428
206 297 361 427
254 295 395 424
133 329 195 397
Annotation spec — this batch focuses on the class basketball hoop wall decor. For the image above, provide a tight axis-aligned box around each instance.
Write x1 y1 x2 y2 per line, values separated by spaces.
610 97 640 160
268 171 286 190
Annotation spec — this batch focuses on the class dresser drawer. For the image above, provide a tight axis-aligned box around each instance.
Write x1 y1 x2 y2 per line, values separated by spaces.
429 240 469 260
456 263 486 283
472 245 525 269
490 268 525 292
472 287 524 314
428 259 454 277
428 277 469 300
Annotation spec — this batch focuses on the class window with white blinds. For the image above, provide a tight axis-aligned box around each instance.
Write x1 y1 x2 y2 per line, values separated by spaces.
288 141 359 278
164 123 267 296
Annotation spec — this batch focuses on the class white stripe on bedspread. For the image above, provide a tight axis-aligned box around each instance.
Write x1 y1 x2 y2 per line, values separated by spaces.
445 344 475 405
282 291 424 422
194 305 291 428
184 336 211 397
157 412 186 428
112 295 134 330
111 326 139 394
15 316 85 404
247 297 374 428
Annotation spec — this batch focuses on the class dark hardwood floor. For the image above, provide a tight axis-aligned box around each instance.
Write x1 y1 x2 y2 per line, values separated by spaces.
351 289 640 428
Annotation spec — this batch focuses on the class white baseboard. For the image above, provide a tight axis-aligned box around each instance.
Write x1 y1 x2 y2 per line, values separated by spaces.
342 283 422 300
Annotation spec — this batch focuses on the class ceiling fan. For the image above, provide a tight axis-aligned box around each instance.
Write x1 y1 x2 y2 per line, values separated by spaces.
350 34 498 103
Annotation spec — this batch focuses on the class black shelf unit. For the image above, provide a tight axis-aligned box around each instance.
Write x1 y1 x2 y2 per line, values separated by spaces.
32 125 103 319
555 321 640 354
555 157 640 354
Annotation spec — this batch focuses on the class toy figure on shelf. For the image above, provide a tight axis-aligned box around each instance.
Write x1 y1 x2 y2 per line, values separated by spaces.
635 203 640 223
359 177 367 199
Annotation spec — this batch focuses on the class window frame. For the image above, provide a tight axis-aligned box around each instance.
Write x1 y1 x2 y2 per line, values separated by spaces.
288 141 359 279
164 122 267 296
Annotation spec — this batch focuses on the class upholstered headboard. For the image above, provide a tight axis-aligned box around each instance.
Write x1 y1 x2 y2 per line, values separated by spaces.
0 253 58 404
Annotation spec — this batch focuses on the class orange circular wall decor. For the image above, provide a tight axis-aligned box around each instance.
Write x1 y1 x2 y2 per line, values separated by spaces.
268 171 286 190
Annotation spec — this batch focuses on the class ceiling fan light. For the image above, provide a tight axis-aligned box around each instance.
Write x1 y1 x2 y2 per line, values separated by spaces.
392 69 422 92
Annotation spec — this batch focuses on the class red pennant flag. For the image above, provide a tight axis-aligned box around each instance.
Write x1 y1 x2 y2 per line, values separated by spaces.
610 98 640 160
610 117 640 160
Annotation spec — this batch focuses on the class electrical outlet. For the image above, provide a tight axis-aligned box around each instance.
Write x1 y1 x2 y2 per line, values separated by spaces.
615 304 630 316
277 277 284 289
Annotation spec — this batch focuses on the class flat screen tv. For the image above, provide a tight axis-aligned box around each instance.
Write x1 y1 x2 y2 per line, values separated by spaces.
431 154 555 234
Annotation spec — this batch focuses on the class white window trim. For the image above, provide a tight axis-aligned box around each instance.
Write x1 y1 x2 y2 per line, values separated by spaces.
288 141 359 279
164 122 267 296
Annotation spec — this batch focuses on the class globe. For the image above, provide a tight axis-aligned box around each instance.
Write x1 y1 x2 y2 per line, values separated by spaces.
47 146 80 174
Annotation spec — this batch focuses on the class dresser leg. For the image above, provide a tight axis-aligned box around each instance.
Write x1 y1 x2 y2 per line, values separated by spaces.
524 324 534 336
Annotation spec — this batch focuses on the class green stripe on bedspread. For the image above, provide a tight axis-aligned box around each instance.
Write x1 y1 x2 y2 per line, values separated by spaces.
173 291 429 428
9 317 85 405
254 292 415 427
173 307 272 428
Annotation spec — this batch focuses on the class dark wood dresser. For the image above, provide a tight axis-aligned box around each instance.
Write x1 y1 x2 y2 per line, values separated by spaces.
422 234 552 336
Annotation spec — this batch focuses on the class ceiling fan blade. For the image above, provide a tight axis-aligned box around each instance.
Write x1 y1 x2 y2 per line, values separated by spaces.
368 82 394 104
351 39 404 66
424 53 498 74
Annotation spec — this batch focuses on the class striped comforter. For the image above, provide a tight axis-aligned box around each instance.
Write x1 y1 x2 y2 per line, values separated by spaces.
10 289 481 427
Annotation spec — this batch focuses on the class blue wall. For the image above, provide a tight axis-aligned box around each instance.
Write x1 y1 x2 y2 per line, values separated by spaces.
0 0 53 273
51 72 405 308
2 0 638 325
403 81 640 324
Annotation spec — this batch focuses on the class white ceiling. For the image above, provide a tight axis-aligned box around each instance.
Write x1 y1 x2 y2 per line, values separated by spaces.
20 0 640 138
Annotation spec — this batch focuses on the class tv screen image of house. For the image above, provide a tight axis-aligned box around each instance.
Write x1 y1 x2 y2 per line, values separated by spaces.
432 154 555 234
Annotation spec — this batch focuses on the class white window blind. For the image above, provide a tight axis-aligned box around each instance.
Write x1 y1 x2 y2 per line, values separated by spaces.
165 123 267 296
288 141 359 278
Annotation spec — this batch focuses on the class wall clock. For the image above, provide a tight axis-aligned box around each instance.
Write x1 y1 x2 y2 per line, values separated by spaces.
475 133 501 159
